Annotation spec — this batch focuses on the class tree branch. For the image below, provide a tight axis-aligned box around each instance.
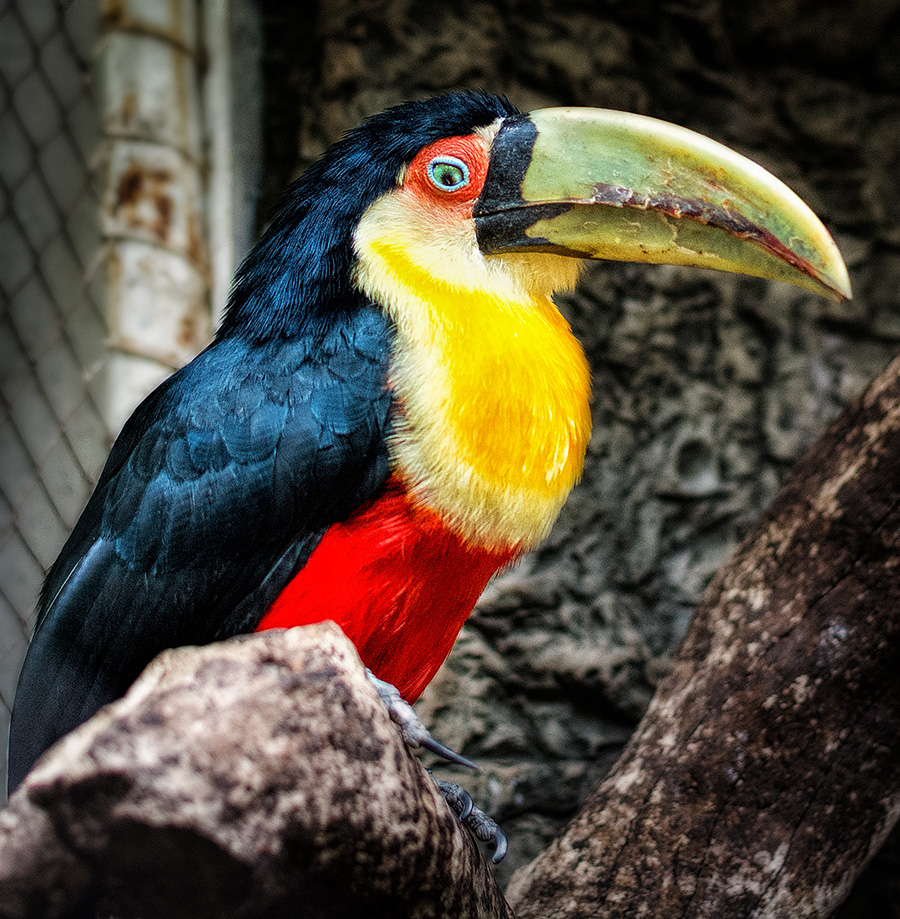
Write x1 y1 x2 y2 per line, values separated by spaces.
507 355 900 918
0 623 512 919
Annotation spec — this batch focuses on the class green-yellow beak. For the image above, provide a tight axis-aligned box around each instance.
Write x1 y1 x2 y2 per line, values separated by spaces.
474 107 851 301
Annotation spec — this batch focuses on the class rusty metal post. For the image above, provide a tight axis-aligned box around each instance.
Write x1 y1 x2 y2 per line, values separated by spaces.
201 0 262 327
97 0 211 432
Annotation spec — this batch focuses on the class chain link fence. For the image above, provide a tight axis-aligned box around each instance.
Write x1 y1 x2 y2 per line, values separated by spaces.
0 0 111 790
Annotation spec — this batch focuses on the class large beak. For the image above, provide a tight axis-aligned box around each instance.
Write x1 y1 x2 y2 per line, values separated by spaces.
474 108 851 301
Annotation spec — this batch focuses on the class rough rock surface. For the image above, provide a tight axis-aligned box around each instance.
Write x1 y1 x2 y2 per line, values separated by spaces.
0 623 511 919
258 0 900 906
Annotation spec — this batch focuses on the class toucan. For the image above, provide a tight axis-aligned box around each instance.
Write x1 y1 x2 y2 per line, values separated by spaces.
8 93 849 822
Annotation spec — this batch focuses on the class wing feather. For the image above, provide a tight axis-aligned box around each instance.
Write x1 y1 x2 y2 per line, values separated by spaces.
8 305 392 791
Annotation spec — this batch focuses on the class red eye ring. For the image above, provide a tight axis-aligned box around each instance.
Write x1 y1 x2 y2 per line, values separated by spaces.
405 135 488 207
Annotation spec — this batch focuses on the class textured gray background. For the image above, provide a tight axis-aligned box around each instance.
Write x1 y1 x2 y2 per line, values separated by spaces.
256 0 900 908
0 0 109 796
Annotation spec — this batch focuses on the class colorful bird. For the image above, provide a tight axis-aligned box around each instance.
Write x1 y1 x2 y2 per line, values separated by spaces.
9 93 849 824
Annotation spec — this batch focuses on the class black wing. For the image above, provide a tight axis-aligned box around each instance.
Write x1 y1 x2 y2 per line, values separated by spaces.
8 305 393 791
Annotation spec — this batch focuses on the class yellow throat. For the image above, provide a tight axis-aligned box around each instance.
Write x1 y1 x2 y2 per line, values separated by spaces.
354 191 592 552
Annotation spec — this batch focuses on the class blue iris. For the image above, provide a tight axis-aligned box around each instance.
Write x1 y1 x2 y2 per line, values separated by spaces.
427 156 470 192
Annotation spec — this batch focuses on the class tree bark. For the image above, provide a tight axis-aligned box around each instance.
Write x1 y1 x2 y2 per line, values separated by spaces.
507 354 900 917
0 623 512 919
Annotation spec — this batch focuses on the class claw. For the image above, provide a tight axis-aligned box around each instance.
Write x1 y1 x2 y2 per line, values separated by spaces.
435 778 508 863
367 669 477 769
419 734 479 770
491 830 508 864
434 778 474 821
489 826 509 864
465 804 508 863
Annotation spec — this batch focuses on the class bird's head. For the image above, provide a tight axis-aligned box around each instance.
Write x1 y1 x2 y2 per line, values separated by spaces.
224 91 850 341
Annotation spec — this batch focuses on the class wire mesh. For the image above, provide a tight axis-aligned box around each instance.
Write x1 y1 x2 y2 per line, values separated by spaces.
0 0 111 792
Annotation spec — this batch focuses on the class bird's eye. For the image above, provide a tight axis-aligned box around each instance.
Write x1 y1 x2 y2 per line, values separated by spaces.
426 156 470 192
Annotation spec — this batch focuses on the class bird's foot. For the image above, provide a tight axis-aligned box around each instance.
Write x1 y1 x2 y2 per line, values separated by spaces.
366 670 507 862
366 669 477 769
434 778 509 864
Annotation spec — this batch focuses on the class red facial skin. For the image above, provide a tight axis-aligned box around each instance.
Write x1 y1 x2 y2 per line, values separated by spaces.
403 134 490 214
